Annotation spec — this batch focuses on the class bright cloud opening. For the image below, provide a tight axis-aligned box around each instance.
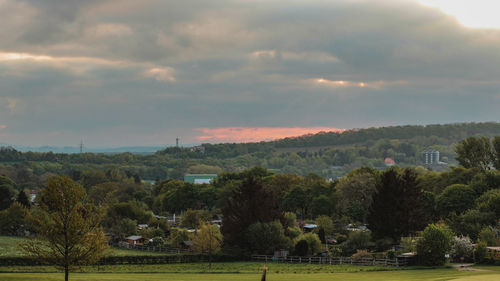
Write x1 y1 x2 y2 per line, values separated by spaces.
308 78 406 89
144 67 176 82
195 127 346 143
418 0 500 29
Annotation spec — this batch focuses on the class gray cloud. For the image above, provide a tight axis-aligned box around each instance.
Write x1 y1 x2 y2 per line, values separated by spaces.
0 0 499 146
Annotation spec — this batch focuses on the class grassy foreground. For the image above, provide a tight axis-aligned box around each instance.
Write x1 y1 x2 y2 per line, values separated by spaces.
0 263 499 281
0 269 499 281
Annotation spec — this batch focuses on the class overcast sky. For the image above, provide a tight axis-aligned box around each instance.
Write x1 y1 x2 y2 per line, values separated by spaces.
0 0 499 146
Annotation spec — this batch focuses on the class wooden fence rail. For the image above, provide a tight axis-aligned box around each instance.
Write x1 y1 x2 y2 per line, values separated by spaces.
251 255 410 267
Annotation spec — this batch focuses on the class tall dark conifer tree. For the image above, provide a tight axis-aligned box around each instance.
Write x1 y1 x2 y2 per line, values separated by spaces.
16 190 31 209
367 167 425 240
221 175 281 251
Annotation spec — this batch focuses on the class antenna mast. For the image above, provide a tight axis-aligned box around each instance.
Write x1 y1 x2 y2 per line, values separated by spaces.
79 140 84 153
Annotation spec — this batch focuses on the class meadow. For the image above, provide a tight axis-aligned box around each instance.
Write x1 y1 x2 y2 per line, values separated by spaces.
0 267 499 281
1 236 499 280
0 262 499 281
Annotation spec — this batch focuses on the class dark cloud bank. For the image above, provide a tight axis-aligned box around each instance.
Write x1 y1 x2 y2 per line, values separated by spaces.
0 0 499 146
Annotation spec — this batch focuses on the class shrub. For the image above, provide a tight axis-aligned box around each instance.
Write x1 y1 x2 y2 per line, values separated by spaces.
478 227 498 246
386 249 396 259
474 241 488 264
295 233 322 255
400 236 418 253
416 224 454 266
148 237 166 247
451 236 474 262
374 237 394 251
246 221 291 254
286 226 302 240
352 249 373 260
294 240 308 256
343 231 373 255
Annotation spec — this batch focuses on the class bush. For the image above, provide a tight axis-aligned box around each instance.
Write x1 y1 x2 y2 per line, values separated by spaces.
286 226 302 240
400 236 418 253
374 237 394 251
295 233 322 255
328 245 342 257
343 231 373 255
386 249 397 259
246 221 291 254
294 239 308 256
147 237 166 247
478 227 498 246
451 236 474 262
416 224 454 266
352 249 373 260
168 228 189 247
335 234 347 244
474 241 488 264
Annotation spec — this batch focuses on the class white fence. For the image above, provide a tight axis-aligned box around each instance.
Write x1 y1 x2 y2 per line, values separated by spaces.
251 255 411 267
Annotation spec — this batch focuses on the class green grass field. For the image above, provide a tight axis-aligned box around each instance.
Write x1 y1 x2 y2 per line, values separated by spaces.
1 236 499 280
0 269 499 281
0 263 499 280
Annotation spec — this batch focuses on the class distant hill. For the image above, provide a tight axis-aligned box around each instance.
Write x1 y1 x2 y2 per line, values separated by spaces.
159 122 500 158
2 122 500 179
5 145 167 154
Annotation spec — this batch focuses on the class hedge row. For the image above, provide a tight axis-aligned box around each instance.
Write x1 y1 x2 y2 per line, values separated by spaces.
0 254 244 266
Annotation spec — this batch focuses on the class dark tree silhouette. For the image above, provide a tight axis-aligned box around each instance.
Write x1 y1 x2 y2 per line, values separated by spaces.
16 190 30 209
221 175 281 251
367 167 426 240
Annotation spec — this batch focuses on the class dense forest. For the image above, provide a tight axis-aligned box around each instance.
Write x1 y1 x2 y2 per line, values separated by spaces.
2 122 500 184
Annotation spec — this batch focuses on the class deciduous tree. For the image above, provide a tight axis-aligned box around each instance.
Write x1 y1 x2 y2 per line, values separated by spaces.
193 221 223 269
455 136 492 170
20 176 108 281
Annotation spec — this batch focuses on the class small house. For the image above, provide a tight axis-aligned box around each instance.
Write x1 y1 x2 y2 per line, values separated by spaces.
125 235 146 246
303 224 318 233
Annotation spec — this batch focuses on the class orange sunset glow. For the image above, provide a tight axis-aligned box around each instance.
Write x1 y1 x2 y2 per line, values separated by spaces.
195 127 346 143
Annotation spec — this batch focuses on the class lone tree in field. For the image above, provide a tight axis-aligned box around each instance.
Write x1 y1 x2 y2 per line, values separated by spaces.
193 220 223 269
20 176 108 281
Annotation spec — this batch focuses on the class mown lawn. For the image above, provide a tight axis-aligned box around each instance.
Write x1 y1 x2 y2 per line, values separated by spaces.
0 262 401 274
0 269 499 281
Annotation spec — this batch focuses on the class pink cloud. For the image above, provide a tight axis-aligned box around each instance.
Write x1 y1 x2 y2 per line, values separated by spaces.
195 127 346 143
0 125 6 130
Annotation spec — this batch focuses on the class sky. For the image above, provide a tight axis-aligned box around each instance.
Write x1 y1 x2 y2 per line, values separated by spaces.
1 0 500 147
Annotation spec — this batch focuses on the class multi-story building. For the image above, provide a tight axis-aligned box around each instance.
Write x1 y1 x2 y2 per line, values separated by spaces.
422 149 440 165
